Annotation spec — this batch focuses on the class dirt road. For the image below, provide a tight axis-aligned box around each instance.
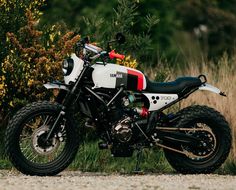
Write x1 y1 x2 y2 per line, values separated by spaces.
0 170 236 190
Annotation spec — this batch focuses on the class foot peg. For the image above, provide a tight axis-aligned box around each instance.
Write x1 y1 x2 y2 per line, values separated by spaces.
85 119 96 129
98 142 108 149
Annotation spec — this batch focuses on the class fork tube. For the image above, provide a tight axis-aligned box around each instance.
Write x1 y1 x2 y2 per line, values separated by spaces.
46 65 88 140
63 66 88 108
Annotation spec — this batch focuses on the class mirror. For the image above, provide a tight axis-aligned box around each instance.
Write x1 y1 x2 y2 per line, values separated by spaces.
115 33 125 44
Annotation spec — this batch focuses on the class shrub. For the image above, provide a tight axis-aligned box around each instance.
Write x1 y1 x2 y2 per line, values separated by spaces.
0 11 80 118
0 0 45 63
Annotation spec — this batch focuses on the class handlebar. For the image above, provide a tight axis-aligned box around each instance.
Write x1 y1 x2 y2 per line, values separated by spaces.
85 44 102 54
78 41 125 61
109 50 125 60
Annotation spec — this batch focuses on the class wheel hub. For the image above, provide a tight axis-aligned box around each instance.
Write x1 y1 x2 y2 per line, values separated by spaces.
32 126 60 155
182 123 217 160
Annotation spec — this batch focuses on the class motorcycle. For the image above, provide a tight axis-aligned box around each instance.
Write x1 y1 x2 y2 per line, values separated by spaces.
5 33 231 176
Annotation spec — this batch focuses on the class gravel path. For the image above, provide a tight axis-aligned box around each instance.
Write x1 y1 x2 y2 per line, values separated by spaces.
0 170 236 190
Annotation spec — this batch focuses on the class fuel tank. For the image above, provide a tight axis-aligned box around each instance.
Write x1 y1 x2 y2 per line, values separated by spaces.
92 63 147 91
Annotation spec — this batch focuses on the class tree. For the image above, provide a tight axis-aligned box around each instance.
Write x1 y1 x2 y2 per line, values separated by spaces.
40 0 117 30
41 0 159 67
177 0 236 59
40 0 182 63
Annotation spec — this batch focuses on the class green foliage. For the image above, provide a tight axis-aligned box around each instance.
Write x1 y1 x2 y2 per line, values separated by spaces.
0 159 12 169
41 0 159 66
177 0 236 59
41 0 236 61
0 11 80 118
81 0 159 66
40 0 116 30
0 0 45 64
0 1 47 120
137 0 180 60
0 126 5 159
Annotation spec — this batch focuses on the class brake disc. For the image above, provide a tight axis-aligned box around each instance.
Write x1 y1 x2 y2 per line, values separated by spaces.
31 126 60 155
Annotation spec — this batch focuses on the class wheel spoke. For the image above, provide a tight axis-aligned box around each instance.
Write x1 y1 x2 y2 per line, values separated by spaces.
19 113 66 164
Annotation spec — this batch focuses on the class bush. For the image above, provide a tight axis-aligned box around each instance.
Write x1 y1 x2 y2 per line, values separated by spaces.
0 0 45 64
177 0 236 59
0 11 80 118
0 1 48 158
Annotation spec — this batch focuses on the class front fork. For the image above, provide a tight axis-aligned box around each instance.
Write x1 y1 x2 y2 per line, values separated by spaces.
45 66 88 141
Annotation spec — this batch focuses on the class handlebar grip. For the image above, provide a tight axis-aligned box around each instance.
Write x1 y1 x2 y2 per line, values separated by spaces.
109 50 125 60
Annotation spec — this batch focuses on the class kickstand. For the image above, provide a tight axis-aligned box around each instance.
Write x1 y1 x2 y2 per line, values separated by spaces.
133 148 143 174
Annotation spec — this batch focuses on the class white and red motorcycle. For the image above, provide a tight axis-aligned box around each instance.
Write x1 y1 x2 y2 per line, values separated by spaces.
5 33 231 176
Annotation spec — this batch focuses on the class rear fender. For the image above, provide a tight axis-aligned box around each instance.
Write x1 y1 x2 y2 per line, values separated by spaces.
198 83 226 96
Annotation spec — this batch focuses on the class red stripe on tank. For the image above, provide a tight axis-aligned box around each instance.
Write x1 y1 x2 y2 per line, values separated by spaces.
127 69 143 91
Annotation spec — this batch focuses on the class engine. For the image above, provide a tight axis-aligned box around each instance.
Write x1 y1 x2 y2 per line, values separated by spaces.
110 117 134 157
106 93 149 157
109 93 149 144
111 117 132 143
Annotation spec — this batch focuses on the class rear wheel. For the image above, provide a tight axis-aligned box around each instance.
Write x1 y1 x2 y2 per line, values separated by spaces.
164 105 231 174
5 101 80 176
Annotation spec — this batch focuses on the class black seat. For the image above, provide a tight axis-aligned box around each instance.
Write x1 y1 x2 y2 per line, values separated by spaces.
145 76 202 94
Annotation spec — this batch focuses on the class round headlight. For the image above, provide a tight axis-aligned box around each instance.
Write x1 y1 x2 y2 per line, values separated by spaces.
62 58 74 76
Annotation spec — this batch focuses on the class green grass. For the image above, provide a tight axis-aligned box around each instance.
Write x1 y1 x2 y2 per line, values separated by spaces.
0 126 12 169
1 140 236 174
0 159 12 169
69 141 173 173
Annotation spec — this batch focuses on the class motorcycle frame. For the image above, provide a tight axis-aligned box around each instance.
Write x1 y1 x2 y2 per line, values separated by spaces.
45 60 201 142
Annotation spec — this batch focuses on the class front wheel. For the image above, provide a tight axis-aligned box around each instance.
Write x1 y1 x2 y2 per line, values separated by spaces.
164 105 232 174
5 101 80 176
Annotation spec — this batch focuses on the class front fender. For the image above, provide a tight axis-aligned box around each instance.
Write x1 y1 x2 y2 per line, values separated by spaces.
198 83 226 96
43 83 69 91
44 82 69 103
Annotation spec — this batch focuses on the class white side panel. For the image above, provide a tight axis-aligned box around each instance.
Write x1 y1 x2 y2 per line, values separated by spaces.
143 93 178 111
92 63 127 89
64 53 84 84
